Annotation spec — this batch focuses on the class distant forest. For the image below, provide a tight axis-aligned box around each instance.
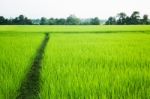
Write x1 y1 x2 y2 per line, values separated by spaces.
0 11 149 25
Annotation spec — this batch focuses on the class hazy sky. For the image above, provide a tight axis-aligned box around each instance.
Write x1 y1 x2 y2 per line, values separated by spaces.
0 0 150 19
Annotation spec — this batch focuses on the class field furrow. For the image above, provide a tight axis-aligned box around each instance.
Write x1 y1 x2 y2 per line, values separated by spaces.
17 33 49 99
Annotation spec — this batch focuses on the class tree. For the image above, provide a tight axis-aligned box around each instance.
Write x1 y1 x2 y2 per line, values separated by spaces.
24 17 32 25
66 15 80 25
18 15 25 24
12 17 19 24
131 11 140 19
117 12 126 19
32 19 41 25
117 12 127 24
80 19 91 25
48 18 56 25
55 18 66 25
11 15 32 25
142 14 149 24
125 16 131 25
105 17 116 25
0 16 6 25
40 17 48 25
90 17 100 25
130 11 140 24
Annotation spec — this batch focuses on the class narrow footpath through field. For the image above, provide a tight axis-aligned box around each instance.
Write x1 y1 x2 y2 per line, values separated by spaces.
16 33 49 99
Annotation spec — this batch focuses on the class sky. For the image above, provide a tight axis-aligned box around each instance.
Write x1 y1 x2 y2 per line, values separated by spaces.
0 0 150 19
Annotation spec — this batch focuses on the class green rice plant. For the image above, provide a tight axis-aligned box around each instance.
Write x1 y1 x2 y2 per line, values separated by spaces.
0 25 150 99
0 33 44 99
40 33 150 99
0 25 150 33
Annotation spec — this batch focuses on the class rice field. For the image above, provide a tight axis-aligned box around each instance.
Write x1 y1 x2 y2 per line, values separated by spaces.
1 25 150 33
40 33 150 99
0 25 150 99
0 33 44 99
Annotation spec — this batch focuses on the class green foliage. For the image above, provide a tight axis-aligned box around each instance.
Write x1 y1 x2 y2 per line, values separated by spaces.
106 11 150 25
90 17 100 25
0 16 7 25
40 17 48 25
12 15 32 25
105 17 116 25
142 15 149 25
0 15 101 25
66 15 80 25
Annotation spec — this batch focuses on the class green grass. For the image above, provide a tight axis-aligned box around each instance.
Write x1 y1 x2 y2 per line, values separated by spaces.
0 33 44 99
40 33 150 99
0 25 150 99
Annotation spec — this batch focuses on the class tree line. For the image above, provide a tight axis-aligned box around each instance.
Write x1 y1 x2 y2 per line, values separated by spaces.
0 15 32 25
0 15 100 25
0 11 149 25
105 11 150 25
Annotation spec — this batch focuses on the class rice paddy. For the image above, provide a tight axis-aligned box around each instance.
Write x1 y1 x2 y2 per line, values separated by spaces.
0 25 150 99
0 33 44 99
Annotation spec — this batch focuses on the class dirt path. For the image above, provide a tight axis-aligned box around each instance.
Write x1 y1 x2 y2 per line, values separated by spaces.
16 33 49 99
